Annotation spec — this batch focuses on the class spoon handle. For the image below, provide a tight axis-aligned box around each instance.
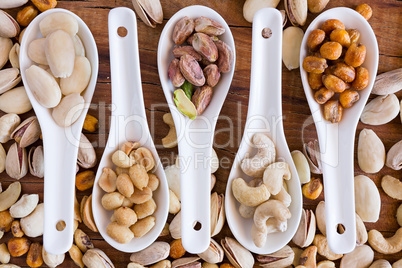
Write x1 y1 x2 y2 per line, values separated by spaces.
108 7 147 143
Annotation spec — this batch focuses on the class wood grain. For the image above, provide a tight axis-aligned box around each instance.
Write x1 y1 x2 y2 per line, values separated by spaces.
0 0 401 267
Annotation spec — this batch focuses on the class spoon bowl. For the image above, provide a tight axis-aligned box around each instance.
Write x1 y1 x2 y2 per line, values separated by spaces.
92 7 169 253
157 5 235 253
19 8 98 255
225 8 302 254
300 7 379 254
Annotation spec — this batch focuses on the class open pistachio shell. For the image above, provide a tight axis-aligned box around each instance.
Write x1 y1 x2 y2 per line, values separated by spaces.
11 116 41 148
5 142 28 180
0 68 21 95
82 248 115 268
0 10 20 38
77 133 97 169
285 0 308 26
221 237 254 268
0 113 20 143
28 146 44 178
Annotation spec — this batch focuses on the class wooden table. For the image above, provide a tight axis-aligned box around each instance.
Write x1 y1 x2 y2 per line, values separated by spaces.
1 0 401 267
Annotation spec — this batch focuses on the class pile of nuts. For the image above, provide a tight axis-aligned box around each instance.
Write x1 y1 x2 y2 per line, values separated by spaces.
25 11 91 128
231 133 293 248
98 141 160 244
168 16 233 119
303 19 368 123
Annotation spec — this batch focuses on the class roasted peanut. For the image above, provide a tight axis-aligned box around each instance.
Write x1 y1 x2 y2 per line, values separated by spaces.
134 198 156 219
116 173 134 198
101 192 124 210
129 164 149 190
170 239 186 259
356 3 373 20
330 29 351 47
0 210 13 232
339 90 360 108
98 167 117 193
320 42 342 60
26 242 43 267
179 54 205 87
7 237 30 257
17 6 38 27
147 173 159 191
83 114 98 132
324 100 343 123
11 220 24 237
323 74 347 93
128 187 152 204
75 170 95 191
130 216 155 237
314 87 334 104
347 29 360 44
332 62 355 82
203 64 220 87
168 58 185 87
321 19 345 35
307 29 325 50
121 141 140 155
352 66 369 90
173 16 195 45
302 178 323 200
111 207 137 226
134 147 155 172
106 222 134 244
192 85 213 115
303 56 328 73
308 72 323 90
344 42 366 67
173 46 202 61
31 0 57 12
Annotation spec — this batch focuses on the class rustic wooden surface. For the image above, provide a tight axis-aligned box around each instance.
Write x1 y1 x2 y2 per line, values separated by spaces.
0 0 401 267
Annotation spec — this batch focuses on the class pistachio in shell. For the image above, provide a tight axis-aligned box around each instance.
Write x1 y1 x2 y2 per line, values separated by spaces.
221 237 254 268
211 192 225 237
0 0 29 9
5 142 28 180
197 238 224 264
131 0 163 28
129 241 170 266
0 113 20 143
77 133 97 169
303 139 322 174
0 143 5 173
256 245 294 268
11 116 41 148
0 68 21 95
285 0 308 26
0 10 20 38
28 146 44 178
82 248 114 268
172 257 201 268
0 37 13 69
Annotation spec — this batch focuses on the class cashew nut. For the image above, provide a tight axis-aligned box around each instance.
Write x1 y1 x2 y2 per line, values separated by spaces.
368 228 402 254
381 175 402 200
397 204 402 227
238 179 263 218
272 184 291 207
9 194 39 218
232 178 270 207
241 133 276 177
0 182 21 212
263 162 291 195
162 113 178 148
254 200 291 234
299 246 317 268
252 218 288 248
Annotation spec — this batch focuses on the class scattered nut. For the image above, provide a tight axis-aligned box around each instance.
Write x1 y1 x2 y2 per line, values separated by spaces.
7 237 30 257
356 3 373 20
0 243 10 264
340 245 374 268
357 128 385 173
368 228 402 254
20 203 44 238
83 114 98 132
354 175 381 222
386 140 402 170
361 94 400 125
106 222 134 244
169 190 181 214
68 244 84 268
0 211 13 232
74 229 94 253
381 175 402 200
397 204 402 227
26 242 43 268
299 246 317 268
313 234 343 260
302 178 323 200
130 216 156 237
17 6 38 27
170 239 186 259
10 220 24 238
291 150 310 184
75 170 95 191
282 26 304 70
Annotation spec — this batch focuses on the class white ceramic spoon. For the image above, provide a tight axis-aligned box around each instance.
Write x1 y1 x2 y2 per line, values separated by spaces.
92 7 169 253
225 8 302 254
157 6 236 253
300 7 379 254
19 8 98 255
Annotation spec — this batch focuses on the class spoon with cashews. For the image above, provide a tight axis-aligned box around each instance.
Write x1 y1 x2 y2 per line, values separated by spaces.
92 7 169 252
225 8 302 254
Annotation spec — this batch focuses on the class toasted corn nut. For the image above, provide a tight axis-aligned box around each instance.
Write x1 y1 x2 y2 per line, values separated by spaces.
320 19 345 35
98 167 117 193
83 114 98 132
7 237 30 257
299 246 317 268
324 100 343 123
314 87 334 105
0 243 10 264
308 72 323 90
339 90 359 108
116 173 134 198
303 56 328 74
134 198 156 219
147 173 160 191
333 62 355 82
31 0 57 12
75 170 95 191
74 229 93 253
170 239 186 259
129 164 149 190
0 211 13 232
352 66 369 90
220 264 235 268
173 16 194 45
11 220 24 238
101 192 124 211
330 29 351 47
323 74 347 93
307 29 325 50
320 42 342 60
111 207 137 226
345 43 366 68
302 178 323 200
344 30 360 46
69 244 84 268
26 242 43 267
17 6 38 27
128 187 152 204
356 4 372 20
130 216 155 237
134 147 155 172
